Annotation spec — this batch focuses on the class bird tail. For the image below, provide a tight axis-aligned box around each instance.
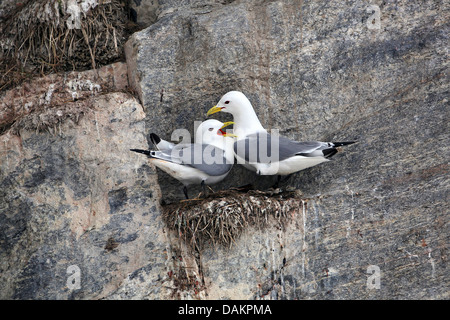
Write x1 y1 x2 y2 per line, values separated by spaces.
130 149 151 156
149 132 175 151
150 133 161 147
323 141 356 159
332 141 356 147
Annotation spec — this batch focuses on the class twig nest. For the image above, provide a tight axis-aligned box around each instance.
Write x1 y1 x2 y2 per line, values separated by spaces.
1 0 129 91
162 188 304 251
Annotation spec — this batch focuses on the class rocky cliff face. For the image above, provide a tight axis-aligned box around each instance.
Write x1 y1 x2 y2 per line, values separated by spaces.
0 0 448 299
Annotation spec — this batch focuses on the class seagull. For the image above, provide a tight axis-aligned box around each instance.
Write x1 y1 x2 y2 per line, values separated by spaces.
130 119 236 199
207 91 355 179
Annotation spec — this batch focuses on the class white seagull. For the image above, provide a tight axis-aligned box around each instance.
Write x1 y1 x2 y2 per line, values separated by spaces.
207 91 355 178
131 119 236 199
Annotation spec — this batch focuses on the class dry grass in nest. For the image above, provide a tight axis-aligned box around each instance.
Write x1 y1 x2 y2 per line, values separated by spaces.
162 188 304 252
0 0 131 92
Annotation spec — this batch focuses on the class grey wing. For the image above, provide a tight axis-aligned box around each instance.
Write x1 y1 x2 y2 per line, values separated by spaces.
174 143 233 176
279 136 328 158
278 136 326 158
234 133 326 163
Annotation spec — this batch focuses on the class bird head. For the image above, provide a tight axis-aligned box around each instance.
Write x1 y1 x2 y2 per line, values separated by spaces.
206 91 251 117
195 119 236 145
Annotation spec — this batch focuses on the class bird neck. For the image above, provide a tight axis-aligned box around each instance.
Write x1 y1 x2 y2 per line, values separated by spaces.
233 107 266 138
223 138 237 164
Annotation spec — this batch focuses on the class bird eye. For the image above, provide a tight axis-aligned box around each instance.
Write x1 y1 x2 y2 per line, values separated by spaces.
208 128 214 131
224 101 230 104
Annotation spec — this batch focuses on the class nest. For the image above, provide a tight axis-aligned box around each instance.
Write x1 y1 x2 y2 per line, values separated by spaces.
162 188 304 252
0 0 132 92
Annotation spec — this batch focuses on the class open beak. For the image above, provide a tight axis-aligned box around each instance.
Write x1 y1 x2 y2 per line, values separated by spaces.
218 121 237 138
207 105 223 116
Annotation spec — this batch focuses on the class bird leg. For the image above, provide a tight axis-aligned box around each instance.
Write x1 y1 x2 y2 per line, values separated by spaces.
193 181 208 200
201 180 207 197
271 174 293 190
180 186 203 202
271 175 282 189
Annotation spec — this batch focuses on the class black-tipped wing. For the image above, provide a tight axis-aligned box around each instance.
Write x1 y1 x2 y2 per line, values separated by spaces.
132 144 232 177
149 133 175 151
130 149 151 156
234 133 355 163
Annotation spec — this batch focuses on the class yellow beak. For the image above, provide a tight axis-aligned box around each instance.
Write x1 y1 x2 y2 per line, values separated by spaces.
223 132 238 138
220 121 234 129
219 121 238 138
207 105 223 116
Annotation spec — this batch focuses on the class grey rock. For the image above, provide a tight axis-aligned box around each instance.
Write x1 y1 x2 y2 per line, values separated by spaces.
129 0 159 27
124 0 449 299
0 92 174 299
0 0 448 300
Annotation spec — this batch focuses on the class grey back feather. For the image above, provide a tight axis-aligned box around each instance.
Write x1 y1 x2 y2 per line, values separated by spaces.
151 143 233 176
234 132 328 163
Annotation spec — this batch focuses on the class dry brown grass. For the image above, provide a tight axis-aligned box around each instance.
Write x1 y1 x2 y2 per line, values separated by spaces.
0 0 131 92
162 187 304 252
